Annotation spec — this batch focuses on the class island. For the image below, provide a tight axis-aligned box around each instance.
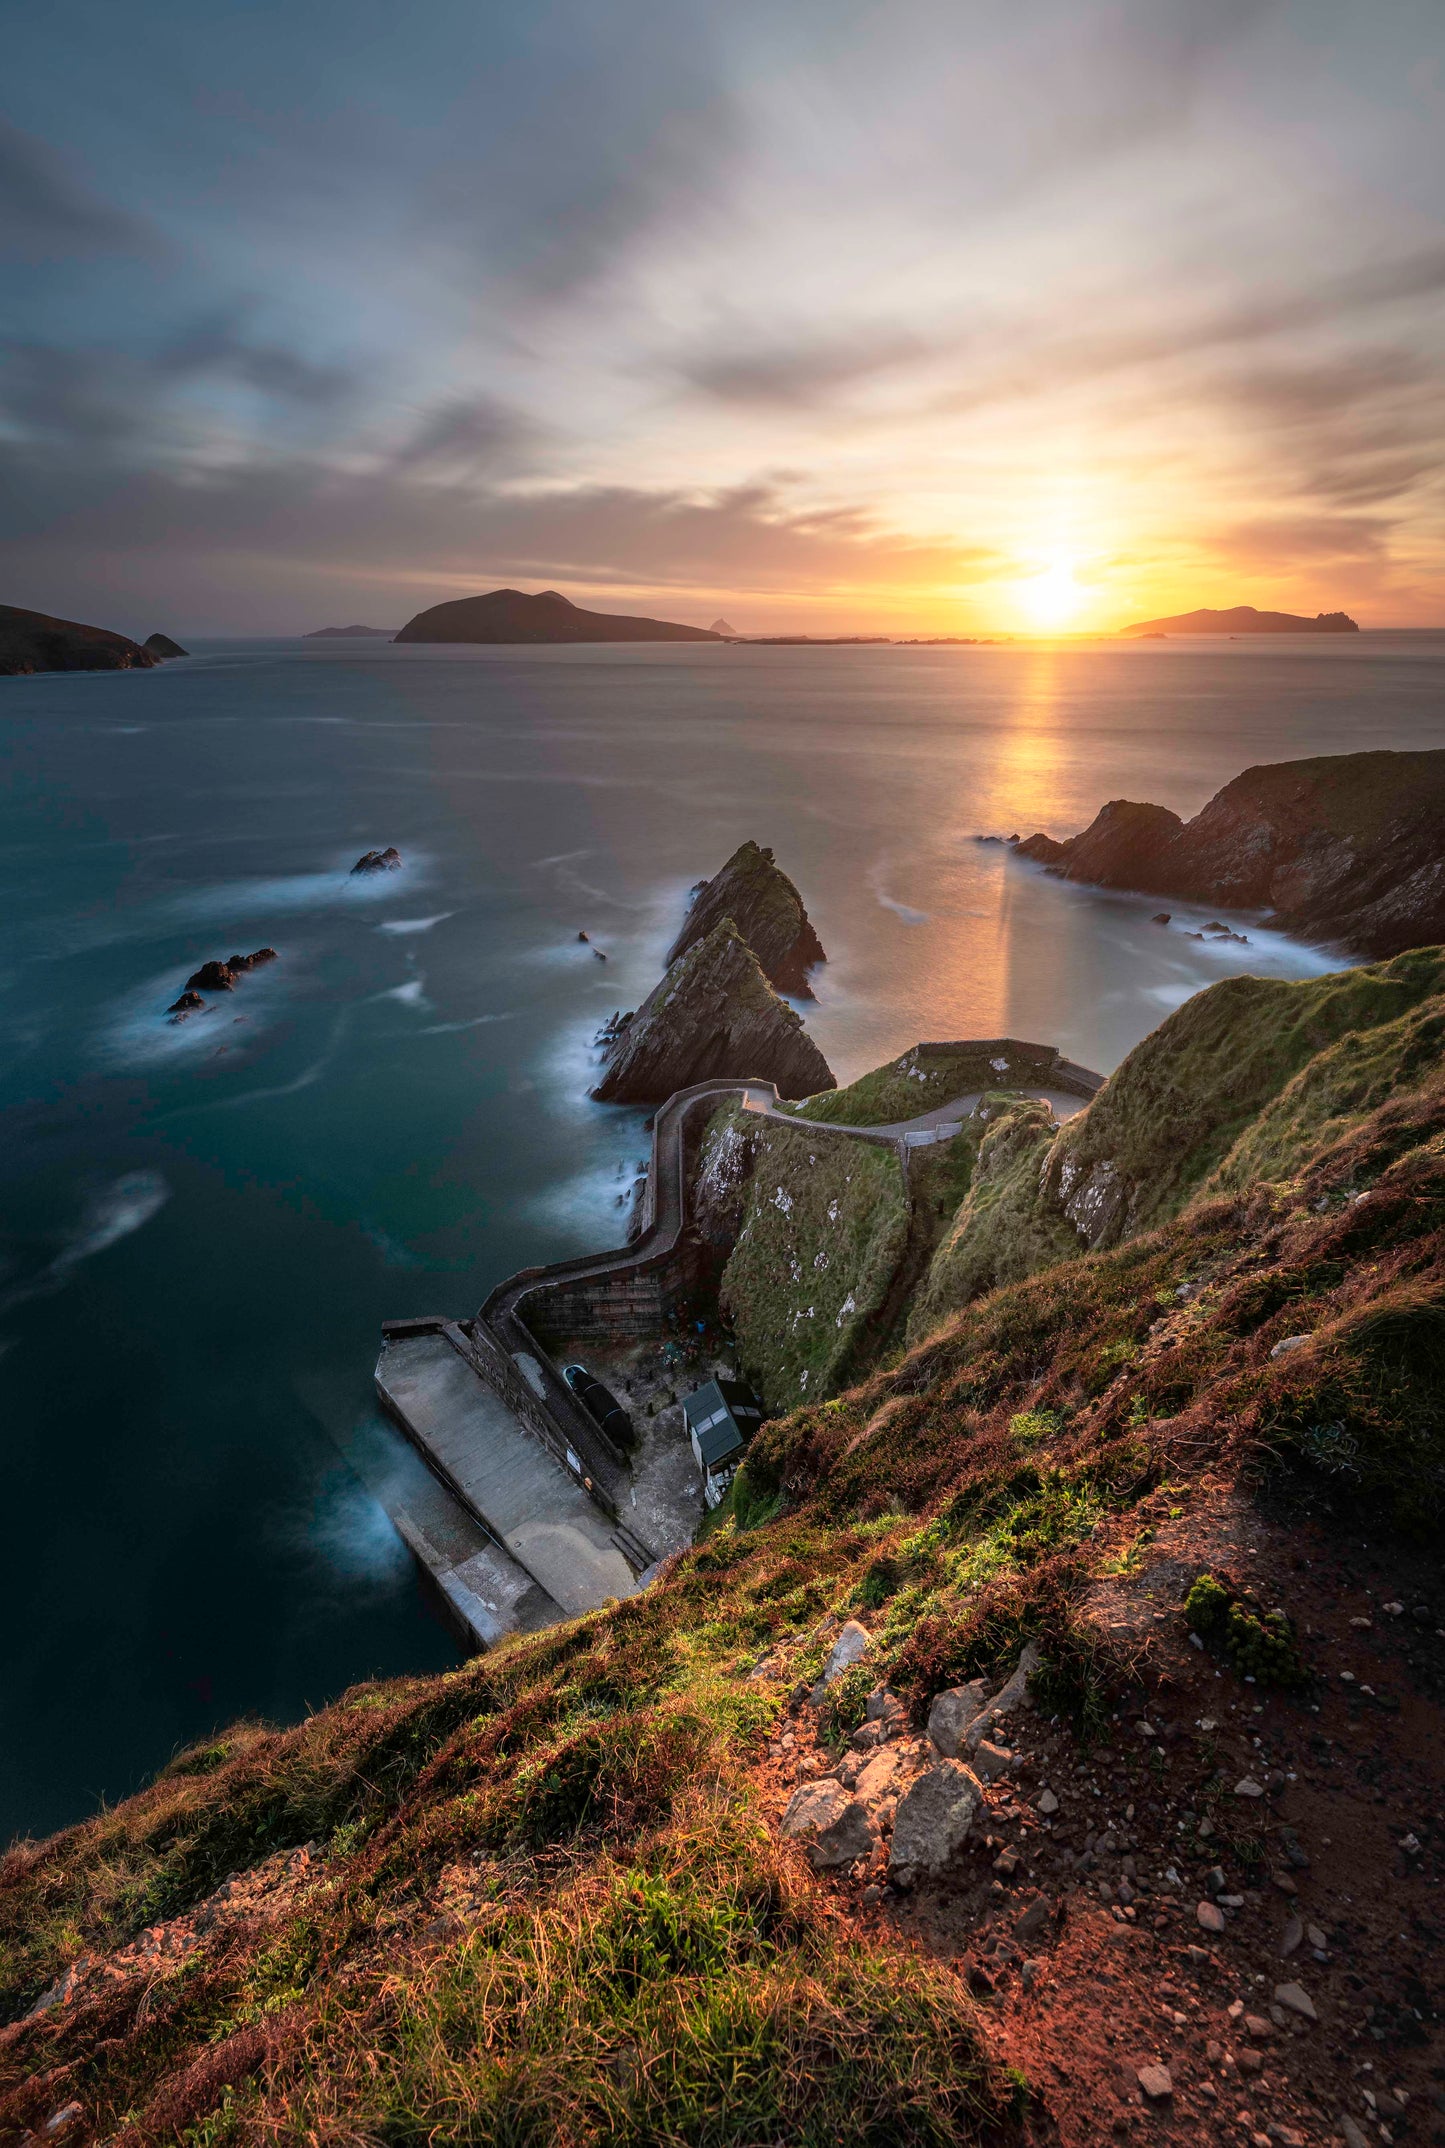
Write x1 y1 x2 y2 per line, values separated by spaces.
393 587 722 644
142 633 188 659
1120 604 1359 636
1 603 161 677
304 624 398 638
1015 747 1445 956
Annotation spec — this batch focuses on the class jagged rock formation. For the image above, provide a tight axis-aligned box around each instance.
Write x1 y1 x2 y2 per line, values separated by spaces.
1119 604 1359 635
1017 749 1445 957
142 633 187 659
394 588 721 644
667 840 826 996
352 847 401 873
592 922 835 1104
0 603 157 676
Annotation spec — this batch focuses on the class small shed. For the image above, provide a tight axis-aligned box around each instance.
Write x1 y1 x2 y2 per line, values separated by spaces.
682 1377 763 1509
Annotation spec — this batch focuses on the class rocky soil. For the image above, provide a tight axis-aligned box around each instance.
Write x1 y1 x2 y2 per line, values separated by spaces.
765 1485 1443 2148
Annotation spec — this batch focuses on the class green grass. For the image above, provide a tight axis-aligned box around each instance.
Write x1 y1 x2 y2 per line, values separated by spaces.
788 1041 1058 1126
909 1098 1082 1337
712 1108 910 1408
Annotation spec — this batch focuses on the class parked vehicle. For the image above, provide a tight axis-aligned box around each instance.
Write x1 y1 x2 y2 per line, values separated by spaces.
562 1363 634 1448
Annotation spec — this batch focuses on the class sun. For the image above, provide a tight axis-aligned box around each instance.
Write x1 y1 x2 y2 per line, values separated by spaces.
1018 556 1083 630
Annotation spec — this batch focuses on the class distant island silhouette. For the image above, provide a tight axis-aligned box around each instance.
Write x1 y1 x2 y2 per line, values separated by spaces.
304 625 397 638
1120 604 1359 636
394 588 721 645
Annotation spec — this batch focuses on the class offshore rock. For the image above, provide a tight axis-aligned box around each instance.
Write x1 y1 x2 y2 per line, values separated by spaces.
394 588 721 644
142 633 187 659
1016 750 1445 959
667 840 826 996
352 847 402 873
591 922 835 1105
0 603 158 677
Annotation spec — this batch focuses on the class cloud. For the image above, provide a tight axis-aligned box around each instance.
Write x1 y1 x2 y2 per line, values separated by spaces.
390 395 542 478
675 330 927 407
0 117 156 262
155 316 355 408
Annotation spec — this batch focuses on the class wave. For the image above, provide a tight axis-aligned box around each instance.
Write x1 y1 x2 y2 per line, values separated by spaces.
375 913 454 936
0 1170 170 1317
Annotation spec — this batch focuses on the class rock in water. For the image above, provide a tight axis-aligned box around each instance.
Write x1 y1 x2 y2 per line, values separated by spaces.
0 603 158 677
186 960 238 992
591 922 835 1104
142 633 187 659
352 847 401 873
1015 749 1445 959
666 840 826 996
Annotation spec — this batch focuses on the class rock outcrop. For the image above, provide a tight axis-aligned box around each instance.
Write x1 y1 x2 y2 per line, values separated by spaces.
352 847 401 874
177 949 277 1002
1119 605 1359 635
142 633 187 659
591 923 835 1104
1 604 158 677
1017 750 1445 957
667 840 827 997
394 588 721 644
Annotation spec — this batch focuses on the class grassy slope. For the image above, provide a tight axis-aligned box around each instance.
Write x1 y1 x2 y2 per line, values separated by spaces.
1049 947 1445 1242
908 1099 1083 1343
4 970 1444 2142
789 1044 1047 1127
707 1106 910 1409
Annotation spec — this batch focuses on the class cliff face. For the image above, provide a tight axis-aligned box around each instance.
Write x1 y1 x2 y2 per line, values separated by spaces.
0 604 158 677
395 588 721 644
1017 749 1445 956
667 840 826 996
591 922 835 1103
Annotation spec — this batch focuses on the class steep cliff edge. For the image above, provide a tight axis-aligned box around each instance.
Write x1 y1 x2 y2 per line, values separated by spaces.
591 922 836 1103
1017 749 1445 957
0 603 158 677
6 956 1443 2144
667 840 826 996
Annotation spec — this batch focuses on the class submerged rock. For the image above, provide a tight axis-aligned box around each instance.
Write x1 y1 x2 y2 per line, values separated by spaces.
352 847 401 873
167 991 206 1018
591 922 835 1105
667 840 826 996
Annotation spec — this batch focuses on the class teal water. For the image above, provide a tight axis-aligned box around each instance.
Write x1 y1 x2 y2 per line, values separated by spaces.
2 631 1442 1839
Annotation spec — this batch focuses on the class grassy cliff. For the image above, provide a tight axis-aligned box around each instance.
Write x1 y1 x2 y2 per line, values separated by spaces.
699 1106 911 1408
4 963 1445 2143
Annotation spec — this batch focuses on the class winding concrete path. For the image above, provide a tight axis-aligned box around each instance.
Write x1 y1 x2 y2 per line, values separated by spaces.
380 1043 1105 1640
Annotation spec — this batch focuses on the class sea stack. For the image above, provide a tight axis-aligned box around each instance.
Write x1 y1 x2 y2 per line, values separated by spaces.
667 840 827 997
591 922 836 1104
142 633 187 659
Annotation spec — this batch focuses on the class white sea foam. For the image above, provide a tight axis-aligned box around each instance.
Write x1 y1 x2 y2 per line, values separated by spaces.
51 1171 170 1274
380 977 428 1007
417 1012 516 1035
375 913 453 936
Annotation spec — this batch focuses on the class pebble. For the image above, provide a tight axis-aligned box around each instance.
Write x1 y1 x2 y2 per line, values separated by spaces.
1339 2119 1370 2148
1234 1777 1265 1798
1021 1957 1042 1991
1197 1901 1226 1933
1280 1916 1303 1957
1136 2064 1173 2101
1036 1788 1060 1814
1273 1982 1317 2022
1306 1923 1327 1950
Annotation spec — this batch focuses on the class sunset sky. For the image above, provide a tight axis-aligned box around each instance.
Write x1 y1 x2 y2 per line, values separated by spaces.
4 0 1444 635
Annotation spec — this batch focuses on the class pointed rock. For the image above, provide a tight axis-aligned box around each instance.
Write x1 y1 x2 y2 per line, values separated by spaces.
667 840 826 996
591 922 835 1104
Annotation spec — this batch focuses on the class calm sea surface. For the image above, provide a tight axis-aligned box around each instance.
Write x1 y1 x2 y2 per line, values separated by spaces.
3 631 1442 1838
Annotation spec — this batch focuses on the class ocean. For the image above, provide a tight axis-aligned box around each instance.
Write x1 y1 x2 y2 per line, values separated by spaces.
2 629 1442 1839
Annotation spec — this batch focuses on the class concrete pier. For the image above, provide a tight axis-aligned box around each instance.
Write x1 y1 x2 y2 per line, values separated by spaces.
376 1328 637 1616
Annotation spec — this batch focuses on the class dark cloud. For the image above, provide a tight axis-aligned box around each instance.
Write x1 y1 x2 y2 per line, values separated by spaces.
156 317 355 408
675 331 926 407
0 439 995 628
0 117 155 262
391 396 542 478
